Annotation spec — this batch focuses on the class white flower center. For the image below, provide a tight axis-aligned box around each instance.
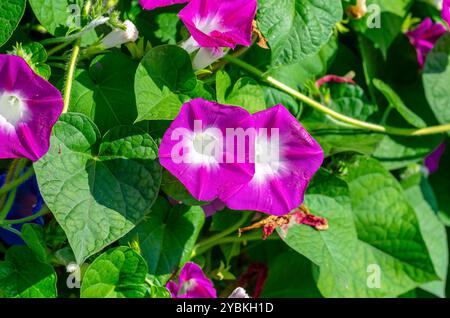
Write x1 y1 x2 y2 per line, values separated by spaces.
187 130 222 166
194 14 227 35
253 131 284 183
0 92 26 130
178 279 197 296
193 132 218 155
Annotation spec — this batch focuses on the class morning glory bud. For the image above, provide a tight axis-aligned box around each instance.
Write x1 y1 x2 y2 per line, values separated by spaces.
405 18 446 67
101 20 139 49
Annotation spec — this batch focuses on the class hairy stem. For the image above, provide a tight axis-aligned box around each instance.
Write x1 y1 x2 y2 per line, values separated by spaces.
223 55 450 136
63 40 81 113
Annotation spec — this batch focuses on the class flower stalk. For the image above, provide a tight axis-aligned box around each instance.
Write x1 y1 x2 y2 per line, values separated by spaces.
62 40 81 113
193 213 250 256
223 55 450 136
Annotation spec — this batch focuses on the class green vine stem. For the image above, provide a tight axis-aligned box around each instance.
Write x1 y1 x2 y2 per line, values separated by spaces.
2 225 22 238
223 55 450 137
47 41 75 57
195 231 278 256
193 213 251 256
0 159 27 210
62 40 81 113
0 206 49 226
0 188 18 221
0 167 34 196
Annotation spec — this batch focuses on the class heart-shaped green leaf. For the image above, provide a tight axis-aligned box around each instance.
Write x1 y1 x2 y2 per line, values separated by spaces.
135 45 196 122
122 197 205 285
29 0 83 36
0 0 26 47
34 114 162 264
80 247 148 298
424 33 450 134
257 0 343 66
0 246 57 298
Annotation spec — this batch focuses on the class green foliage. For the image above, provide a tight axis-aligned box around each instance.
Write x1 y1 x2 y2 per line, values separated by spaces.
303 83 382 156
68 52 140 133
0 246 57 298
121 197 205 285
34 114 161 264
257 0 343 66
1 0 450 300
21 223 48 263
424 33 450 134
0 0 26 47
373 79 426 128
135 45 196 121
29 0 84 36
80 247 149 298
352 0 413 57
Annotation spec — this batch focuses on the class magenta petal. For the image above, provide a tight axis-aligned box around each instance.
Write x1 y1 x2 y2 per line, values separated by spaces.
443 0 450 27
224 105 324 216
0 55 63 162
425 143 446 174
178 0 257 49
158 98 255 202
178 262 217 298
166 281 180 298
406 18 446 67
139 0 189 10
201 198 226 217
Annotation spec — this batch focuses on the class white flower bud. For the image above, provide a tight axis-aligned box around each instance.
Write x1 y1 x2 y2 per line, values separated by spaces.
101 20 139 49
228 287 250 298
192 47 225 70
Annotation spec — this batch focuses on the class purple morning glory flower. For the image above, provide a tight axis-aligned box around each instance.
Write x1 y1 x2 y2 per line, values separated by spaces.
0 55 63 161
425 143 446 174
405 18 447 67
224 105 324 216
179 0 256 49
166 262 217 298
140 0 189 10
158 98 255 202
0 168 45 245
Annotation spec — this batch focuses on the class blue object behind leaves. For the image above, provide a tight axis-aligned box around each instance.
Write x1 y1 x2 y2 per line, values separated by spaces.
0 168 45 245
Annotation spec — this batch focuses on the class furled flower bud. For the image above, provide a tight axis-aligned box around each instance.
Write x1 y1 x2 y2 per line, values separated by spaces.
405 18 446 67
101 20 139 49
347 0 368 19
